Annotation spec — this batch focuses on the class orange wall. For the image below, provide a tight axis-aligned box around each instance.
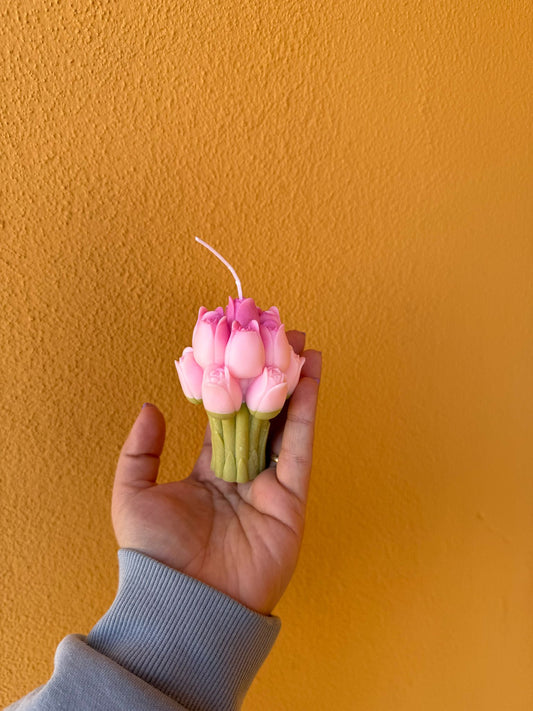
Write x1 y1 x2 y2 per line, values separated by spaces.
1 2 532 709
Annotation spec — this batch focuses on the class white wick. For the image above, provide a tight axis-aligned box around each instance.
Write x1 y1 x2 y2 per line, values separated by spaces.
195 237 243 299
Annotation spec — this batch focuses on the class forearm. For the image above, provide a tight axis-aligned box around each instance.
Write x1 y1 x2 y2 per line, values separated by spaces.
7 550 280 711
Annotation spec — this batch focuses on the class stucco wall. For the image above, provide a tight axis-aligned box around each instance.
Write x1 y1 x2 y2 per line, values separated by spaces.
1 1 532 709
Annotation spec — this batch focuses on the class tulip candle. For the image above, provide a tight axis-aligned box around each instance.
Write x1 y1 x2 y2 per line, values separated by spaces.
175 238 305 483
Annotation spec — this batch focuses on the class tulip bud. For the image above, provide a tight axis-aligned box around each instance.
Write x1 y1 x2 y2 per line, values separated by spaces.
226 297 259 327
285 348 306 396
258 306 281 326
202 365 242 415
238 377 253 398
192 306 230 369
260 321 291 371
175 347 204 403
246 366 288 418
225 320 265 379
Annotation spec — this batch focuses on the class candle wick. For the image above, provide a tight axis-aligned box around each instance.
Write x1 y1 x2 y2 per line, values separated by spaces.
195 237 243 299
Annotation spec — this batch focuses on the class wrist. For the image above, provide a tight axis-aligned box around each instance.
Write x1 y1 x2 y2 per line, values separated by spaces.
87 549 281 711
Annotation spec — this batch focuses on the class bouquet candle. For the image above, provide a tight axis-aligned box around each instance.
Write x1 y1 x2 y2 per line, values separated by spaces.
175 238 305 483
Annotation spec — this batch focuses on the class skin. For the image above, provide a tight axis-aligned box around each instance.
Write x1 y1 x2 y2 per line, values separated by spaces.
112 331 322 616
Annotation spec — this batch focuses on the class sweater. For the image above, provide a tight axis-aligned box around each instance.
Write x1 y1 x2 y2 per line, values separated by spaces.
6 549 281 711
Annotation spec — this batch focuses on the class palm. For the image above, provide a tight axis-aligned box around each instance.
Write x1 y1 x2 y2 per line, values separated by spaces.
112 337 321 615
113 462 303 614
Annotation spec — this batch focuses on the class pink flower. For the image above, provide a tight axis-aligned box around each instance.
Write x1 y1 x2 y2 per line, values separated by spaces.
285 348 306 396
246 366 288 417
175 347 204 403
260 322 291 371
258 306 281 326
238 377 253 398
226 297 259 327
225 320 265 379
192 306 230 369
202 365 242 415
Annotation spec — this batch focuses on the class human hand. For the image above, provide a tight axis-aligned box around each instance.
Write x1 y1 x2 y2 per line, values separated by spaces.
111 332 321 615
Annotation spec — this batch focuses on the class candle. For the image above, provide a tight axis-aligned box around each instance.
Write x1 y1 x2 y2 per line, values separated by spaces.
175 238 305 483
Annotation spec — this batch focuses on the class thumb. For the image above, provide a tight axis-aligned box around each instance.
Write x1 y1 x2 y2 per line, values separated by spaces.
114 403 166 491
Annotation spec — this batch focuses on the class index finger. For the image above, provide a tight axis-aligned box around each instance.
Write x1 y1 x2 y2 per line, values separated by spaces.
276 349 322 503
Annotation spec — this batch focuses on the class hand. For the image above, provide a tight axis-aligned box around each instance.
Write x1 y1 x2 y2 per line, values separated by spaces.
112 332 321 615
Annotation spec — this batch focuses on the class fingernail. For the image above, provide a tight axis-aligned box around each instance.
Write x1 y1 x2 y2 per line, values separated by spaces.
142 402 155 409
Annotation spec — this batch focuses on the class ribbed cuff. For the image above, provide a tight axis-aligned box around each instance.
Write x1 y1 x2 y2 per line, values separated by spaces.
86 549 281 711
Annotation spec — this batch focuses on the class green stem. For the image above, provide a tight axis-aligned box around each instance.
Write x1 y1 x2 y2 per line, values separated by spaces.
222 416 236 482
249 413 261 452
208 415 224 476
235 404 249 483
248 413 261 479
207 407 275 482
258 420 270 473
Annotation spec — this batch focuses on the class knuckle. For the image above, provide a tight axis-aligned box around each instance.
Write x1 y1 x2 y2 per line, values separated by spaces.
282 451 310 468
123 451 160 461
287 412 314 427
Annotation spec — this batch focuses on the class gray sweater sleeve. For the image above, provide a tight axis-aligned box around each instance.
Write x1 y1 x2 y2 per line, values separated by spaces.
6 549 281 711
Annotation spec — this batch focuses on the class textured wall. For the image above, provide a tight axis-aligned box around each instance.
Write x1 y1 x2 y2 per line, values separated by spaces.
1 1 532 709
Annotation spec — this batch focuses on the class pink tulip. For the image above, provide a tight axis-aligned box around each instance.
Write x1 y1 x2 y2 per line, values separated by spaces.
285 348 306 396
238 377 253 398
246 366 288 416
202 365 242 415
226 297 259 327
258 306 281 326
225 320 265 379
192 306 230 369
260 321 291 371
175 347 204 402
